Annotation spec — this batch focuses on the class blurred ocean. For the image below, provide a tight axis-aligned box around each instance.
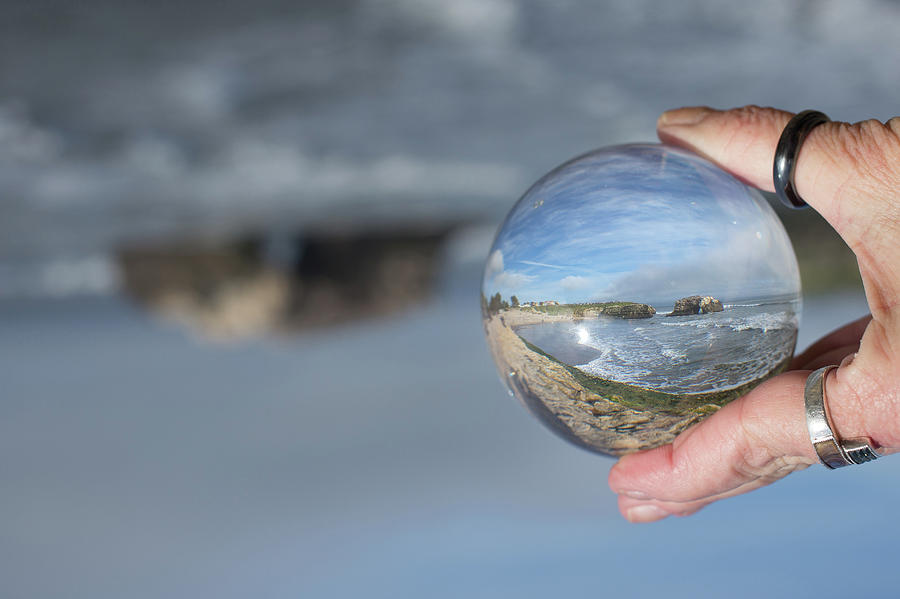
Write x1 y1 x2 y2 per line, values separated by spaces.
2 286 893 598
2 1 900 598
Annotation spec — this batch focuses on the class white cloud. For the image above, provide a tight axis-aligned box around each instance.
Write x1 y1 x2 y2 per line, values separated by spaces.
519 260 567 270
484 249 504 279
560 275 590 291
494 270 536 288
379 0 519 42
598 223 800 304
484 248 536 293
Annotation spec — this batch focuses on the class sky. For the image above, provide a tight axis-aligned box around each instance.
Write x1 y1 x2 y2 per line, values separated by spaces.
483 144 801 307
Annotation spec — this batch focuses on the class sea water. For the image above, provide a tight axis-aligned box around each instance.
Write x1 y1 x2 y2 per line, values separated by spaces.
515 299 799 395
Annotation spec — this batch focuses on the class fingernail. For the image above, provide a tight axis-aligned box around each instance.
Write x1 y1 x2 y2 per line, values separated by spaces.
658 106 714 128
626 505 669 523
620 490 653 500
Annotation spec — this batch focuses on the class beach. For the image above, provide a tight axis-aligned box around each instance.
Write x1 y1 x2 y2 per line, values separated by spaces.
485 312 709 455
484 299 797 456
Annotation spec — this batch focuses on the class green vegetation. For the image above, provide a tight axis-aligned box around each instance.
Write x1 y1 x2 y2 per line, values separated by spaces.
482 292 510 316
519 336 789 416
523 303 571 316
525 301 654 318
481 292 656 319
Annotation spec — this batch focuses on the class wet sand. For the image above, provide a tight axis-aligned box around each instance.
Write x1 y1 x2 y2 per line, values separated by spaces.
513 322 606 366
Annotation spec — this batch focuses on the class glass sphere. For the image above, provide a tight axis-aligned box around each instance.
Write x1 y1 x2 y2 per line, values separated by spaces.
482 144 801 456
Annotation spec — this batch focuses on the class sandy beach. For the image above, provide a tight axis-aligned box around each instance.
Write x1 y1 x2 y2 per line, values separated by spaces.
494 309 575 327
485 312 707 456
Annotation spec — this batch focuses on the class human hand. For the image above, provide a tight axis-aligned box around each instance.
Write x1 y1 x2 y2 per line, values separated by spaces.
607 105 900 523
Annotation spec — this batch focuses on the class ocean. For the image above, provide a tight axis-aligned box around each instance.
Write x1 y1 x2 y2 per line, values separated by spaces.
516 300 799 394
1 287 892 599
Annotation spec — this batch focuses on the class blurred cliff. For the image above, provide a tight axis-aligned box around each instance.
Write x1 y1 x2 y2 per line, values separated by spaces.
116 228 453 338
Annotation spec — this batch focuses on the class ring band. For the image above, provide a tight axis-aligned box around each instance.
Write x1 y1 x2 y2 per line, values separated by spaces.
773 110 830 209
804 365 880 469
805 366 848 468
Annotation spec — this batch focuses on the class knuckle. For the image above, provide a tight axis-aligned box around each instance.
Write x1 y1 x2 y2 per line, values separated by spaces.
715 105 788 164
733 398 778 478
836 335 900 444
888 116 900 137
723 105 784 140
728 104 774 128
811 118 900 247
829 119 900 191
733 440 773 480
733 439 803 484
734 388 815 482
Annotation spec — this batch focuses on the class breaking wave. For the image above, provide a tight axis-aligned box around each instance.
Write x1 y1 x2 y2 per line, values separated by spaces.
517 302 798 394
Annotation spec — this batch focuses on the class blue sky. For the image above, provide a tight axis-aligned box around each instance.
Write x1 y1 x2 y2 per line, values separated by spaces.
483 144 801 307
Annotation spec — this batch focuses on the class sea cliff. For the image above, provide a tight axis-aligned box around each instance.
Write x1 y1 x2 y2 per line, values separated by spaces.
668 295 724 316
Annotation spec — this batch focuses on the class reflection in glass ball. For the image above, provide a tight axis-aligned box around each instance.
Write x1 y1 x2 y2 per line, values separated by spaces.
482 144 801 456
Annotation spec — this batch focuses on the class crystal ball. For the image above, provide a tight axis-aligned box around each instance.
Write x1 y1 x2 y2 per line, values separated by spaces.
482 144 801 456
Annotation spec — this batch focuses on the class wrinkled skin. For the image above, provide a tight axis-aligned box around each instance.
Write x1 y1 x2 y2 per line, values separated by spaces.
608 106 900 523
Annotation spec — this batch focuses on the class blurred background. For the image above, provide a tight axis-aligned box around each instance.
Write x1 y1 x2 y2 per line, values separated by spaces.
1 1 898 597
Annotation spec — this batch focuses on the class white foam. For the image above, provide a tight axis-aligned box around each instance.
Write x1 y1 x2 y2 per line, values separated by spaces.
659 311 792 333
541 307 800 394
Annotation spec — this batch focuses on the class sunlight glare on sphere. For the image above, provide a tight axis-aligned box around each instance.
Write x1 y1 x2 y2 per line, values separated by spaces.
481 144 801 456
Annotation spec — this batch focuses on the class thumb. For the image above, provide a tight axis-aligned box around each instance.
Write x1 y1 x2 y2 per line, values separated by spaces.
607 372 816 522
657 105 900 320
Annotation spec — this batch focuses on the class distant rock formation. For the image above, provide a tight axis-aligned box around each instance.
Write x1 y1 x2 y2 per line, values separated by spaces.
600 303 656 319
669 295 724 316
669 296 702 316
700 296 724 313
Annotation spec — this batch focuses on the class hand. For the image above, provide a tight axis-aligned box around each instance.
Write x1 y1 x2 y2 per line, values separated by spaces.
607 105 900 523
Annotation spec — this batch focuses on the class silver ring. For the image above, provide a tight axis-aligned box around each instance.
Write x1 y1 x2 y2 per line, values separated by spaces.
773 110 830 209
804 365 880 468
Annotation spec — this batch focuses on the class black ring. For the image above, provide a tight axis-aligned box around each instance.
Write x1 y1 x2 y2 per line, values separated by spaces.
773 110 830 209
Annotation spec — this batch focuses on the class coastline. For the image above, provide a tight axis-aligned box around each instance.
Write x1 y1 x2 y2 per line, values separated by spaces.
484 311 790 456
522 335 791 414
485 313 707 456
496 302 653 327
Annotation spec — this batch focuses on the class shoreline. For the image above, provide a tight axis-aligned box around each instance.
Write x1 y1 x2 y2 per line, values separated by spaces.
496 309 573 327
484 312 791 456
496 304 653 327
521 335 791 414
485 313 708 455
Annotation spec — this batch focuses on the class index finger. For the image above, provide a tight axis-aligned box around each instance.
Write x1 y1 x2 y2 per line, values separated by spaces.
656 106 900 260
